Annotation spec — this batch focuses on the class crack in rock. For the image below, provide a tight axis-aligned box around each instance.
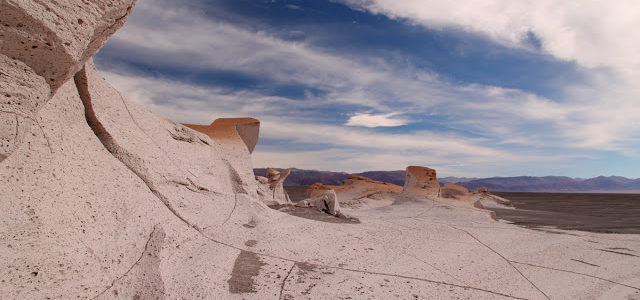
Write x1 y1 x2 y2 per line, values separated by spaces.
510 260 640 291
91 225 165 300
451 226 550 300
570 259 600 267
278 263 296 300
74 66 201 233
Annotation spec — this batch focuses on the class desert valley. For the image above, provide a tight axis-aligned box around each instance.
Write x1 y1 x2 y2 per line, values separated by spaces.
1 0 640 299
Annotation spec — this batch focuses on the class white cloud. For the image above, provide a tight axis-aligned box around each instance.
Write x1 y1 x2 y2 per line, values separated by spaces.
97 0 640 176
338 0 640 71
345 112 409 127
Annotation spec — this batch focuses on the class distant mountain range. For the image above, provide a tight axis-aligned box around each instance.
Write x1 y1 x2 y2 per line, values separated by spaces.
254 168 640 192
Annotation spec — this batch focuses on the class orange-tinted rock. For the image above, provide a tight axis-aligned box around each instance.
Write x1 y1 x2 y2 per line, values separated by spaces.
402 166 440 198
331 175 402 208
183 117 260 154
478 186 489 194
441 183 470 199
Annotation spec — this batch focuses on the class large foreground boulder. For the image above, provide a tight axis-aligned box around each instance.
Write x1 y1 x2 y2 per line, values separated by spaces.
0 0 136 162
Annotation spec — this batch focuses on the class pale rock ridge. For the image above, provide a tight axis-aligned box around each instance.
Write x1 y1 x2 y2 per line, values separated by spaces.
256 168 292 205
0 0 135 161
0 70 169 299
441 183 470 199
0 54 268 298
76 59 259 229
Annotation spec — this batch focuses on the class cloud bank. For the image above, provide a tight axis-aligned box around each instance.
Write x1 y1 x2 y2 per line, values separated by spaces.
94 0 640 177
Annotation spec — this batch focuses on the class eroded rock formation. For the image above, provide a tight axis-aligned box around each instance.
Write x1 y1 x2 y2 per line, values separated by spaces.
256 168 292 205
395 166 440 204
326 175 402 208
183 117 260 154
0 0 136 161
298 183 341 216
441 183 470 199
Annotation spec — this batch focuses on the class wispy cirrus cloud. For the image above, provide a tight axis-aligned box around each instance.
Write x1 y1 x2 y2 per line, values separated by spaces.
95 0 640 177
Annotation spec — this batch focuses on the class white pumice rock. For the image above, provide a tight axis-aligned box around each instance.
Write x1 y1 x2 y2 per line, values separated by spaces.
0 0 136 161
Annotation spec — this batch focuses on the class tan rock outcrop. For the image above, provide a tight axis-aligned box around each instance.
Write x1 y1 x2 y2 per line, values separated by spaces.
329 175 402 208
441 183 470 199
0 0 136 161
396 166 440 203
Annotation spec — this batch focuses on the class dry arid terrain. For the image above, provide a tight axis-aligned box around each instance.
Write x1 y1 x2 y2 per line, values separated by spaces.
1 1 640 299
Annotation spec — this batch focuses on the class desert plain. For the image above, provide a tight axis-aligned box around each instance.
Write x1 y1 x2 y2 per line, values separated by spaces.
1 0 639 299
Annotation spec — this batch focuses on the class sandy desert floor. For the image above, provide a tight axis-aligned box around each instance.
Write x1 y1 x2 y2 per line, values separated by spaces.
493 192 640 234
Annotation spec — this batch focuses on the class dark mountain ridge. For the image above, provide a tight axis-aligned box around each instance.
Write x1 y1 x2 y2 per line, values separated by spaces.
254 168 640 192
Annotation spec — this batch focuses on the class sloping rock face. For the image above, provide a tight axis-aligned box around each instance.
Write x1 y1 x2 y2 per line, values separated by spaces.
77 59 259 224
0 56 268 299
256 168 292 205
0 0 135 162
0 2 263 297
330 175 402 208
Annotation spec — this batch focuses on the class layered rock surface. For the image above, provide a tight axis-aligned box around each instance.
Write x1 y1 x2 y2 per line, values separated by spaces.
396 166 441 204
2 2 640 299
326 175 402 208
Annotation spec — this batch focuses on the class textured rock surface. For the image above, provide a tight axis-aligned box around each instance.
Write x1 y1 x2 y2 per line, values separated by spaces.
396 166 441 204
2 2 640 299
301 187 341 216
404 166 440 197
183 117 260 154
256 168 292 205
0 0 136 161
441 183 470 199
328 175 402 208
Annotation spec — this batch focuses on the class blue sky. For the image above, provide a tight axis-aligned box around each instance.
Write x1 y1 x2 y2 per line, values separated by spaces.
95 0 640 178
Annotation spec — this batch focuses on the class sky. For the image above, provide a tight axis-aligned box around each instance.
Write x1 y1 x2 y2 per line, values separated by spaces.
95 0 640 178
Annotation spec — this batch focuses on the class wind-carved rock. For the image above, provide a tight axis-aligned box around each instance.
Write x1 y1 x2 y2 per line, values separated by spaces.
441 183 470 199
1 2 268 297
395 166 440 204
0 0 136 161
324 175 402 209
183 118 260 154
256 168 292 205
297 183 341 215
